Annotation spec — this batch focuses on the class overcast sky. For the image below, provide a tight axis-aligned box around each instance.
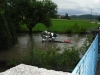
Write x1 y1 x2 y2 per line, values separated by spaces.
52 0 100 15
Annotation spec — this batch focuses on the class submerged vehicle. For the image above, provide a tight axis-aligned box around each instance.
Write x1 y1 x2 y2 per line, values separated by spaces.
41 31 57 42
41 31 71 43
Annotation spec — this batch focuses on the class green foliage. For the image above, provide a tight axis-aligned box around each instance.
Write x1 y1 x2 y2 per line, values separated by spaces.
65 22 79 33
7 0 57 34
6 41 91 71
6 58 18 67
4 9 17 44
5 0 23 31
0 14 17 50
0 14 12 49
72 23 79 33
86 34 93 43
0 1 17 50
32 48 80 71
79 28 87 34
61 13 71 20
65 22 87 34
70 14 97 19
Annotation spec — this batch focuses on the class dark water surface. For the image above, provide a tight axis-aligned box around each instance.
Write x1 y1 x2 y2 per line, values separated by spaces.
0 33 87 60
0 33 87 72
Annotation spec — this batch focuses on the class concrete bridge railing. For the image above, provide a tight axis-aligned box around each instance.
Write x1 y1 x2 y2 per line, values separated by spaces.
72 34 98 75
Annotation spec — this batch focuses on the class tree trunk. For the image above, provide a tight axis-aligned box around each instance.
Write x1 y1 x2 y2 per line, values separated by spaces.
29 27 32 35
29 32 34 65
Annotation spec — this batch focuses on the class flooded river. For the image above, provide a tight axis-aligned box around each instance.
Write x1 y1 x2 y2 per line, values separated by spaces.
0 33 88 72
0 33 87 61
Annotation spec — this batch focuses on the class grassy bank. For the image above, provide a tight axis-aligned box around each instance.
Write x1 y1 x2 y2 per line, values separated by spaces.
20 19 100 33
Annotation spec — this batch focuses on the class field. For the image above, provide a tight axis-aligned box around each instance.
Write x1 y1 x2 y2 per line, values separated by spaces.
20 19 100 33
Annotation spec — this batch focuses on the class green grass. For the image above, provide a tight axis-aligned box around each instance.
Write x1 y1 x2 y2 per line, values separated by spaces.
20 19 100 33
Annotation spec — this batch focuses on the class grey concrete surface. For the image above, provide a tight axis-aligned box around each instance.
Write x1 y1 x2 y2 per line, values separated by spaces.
0 64 78 75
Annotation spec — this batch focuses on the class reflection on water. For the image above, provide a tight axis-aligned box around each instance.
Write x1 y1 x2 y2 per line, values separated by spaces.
0 33 87 60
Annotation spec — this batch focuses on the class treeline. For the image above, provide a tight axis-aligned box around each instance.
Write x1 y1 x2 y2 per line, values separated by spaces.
70 14 99 19
0 0 57 50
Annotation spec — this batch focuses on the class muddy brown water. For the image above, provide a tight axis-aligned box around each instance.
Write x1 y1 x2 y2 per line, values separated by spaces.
0 33 87 72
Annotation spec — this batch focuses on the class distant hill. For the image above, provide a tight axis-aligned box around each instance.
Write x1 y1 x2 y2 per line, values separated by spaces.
70 14 100 19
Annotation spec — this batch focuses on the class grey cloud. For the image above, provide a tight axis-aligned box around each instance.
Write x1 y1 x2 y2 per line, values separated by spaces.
52 0 100 15
58 8 89 15
57 8 100 15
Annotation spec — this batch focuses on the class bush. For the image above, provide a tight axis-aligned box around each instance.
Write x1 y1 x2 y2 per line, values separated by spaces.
32 47 80 71
5 47 81 72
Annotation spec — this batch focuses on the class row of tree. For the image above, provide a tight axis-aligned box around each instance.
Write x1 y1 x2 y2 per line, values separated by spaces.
0 0 57 50
70 14 100 20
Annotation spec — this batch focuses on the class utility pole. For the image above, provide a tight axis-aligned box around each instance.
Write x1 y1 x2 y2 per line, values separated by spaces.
90 9 92 22
95 13 97 23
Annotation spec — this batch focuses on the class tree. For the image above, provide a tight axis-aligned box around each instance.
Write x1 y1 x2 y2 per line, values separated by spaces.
0 0 17 50
8 0 57 34
7 0 23 32
64 13 71 20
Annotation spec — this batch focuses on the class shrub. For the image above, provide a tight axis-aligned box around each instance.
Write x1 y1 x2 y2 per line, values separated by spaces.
31 47 80 71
